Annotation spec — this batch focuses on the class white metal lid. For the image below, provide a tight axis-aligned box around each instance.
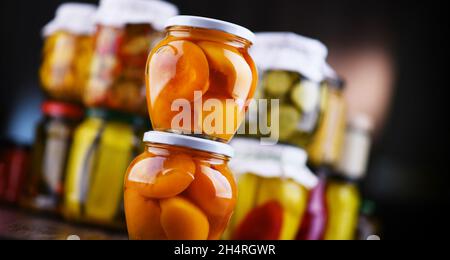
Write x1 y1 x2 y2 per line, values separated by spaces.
95 0 179 30
251 32 328 82
165 16 256 43
42 3 97 37
143 131 234 158
229 138 318 189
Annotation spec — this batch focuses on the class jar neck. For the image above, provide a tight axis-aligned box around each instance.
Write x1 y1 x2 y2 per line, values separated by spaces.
166 26 252 50
144 142 230 163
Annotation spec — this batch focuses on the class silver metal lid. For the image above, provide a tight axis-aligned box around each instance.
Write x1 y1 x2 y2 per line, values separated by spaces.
143 131 234 158
165 15 255 43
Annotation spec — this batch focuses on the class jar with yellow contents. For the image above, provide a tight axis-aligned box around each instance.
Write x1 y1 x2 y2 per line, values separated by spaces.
146 16 258 142
84 0 178 114
296 64 347 240
40 3 97 103
223 138 318 240
124 132 236 240
307 64 347 168
63 108 146 228
325 115 373 240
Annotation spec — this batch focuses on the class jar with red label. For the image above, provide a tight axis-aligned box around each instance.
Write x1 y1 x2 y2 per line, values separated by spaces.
84 0 178 114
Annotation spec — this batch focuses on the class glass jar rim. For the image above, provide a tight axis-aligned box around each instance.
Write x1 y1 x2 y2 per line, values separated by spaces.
143 131 234 158
165 16 255 44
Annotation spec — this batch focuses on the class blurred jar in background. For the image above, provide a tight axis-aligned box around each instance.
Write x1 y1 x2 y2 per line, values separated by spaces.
325 114 373 240
224 138 318 240
84 0 178 114
296 65 346 240
21 101 84 215
250 32 328 148
40 3 97 103
125 132 236 240
63 108 146 228
146 16 257 143
0 143 31 204
307 64 346 168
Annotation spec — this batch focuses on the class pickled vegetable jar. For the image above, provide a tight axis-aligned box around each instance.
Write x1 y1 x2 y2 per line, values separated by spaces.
22 101 84 214
307 64 346 168
124 132 236 240
146 16 258 142
40 3 97 103
84 0 178 114
63 108 145 228
224 138 317 240
251 32 328 148
325 115 373 240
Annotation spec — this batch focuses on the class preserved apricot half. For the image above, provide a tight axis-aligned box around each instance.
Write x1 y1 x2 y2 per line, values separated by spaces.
197 41 253 100
199 95 245 141
126 154 196 199
147 40 210 106
185 163 236 240
124 189 167 240
160 196 210 240
186 164 236 216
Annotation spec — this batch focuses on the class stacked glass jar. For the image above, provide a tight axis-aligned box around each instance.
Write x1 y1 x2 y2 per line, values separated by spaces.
124 16 258 240
224 32 329 240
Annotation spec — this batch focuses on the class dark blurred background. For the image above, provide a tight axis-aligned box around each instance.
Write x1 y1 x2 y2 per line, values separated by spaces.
0 0 448 239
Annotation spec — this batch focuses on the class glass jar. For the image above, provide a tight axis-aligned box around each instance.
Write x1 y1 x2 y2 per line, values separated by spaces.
324 114 373 240
146 16 258 143
22 101 84 214
63 108 146 228
84 0 178 114
124 132 236 240
251 32 328 148
40 3 97 103
307 64 347 168
224 138 317 240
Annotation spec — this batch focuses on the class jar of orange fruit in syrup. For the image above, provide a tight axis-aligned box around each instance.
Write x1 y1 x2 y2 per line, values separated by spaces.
146 16 258 143
124 131 236 240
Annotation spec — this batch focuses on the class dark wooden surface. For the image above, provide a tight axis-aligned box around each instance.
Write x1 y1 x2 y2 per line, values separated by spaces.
0 206 128 240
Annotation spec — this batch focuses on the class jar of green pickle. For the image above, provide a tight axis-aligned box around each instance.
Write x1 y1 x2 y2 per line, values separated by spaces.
83 0 178 114
40 3 97 103
251 33 328 148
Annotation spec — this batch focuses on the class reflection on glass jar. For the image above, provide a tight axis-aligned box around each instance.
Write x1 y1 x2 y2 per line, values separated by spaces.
40 3 97 103
22 102 84 214
63 108 146 228
84 0 178 114
146 16 257 143
124 132 236 240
